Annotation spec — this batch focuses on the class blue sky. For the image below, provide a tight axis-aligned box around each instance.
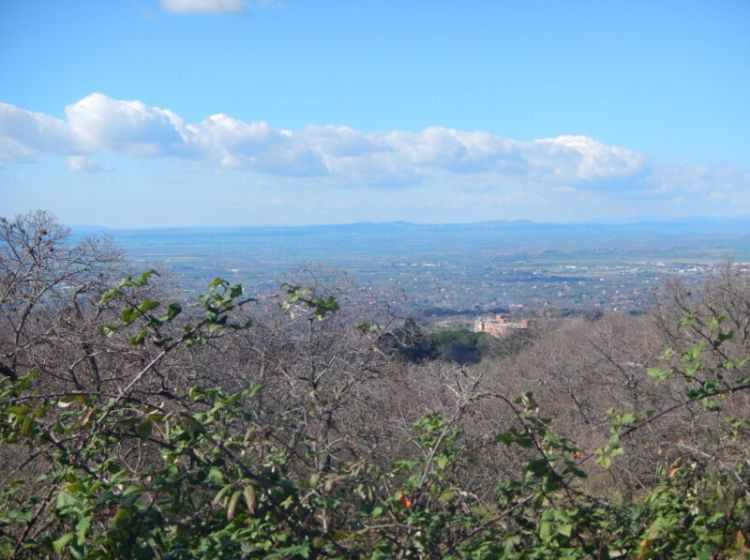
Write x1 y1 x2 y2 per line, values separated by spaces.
1 0 748 227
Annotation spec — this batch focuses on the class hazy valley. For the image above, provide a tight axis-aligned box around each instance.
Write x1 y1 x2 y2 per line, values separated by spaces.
73 217 750 323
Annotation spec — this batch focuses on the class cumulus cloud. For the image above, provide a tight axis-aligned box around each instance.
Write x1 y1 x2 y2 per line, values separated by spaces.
65 93 188 158
160 0 245 13
0 93 685 191
525 135 646 182
0 102 74 161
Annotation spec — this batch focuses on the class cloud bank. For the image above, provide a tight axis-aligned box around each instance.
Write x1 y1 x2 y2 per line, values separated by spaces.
2 93 747 205
0 93 662 190
159 0 282 13
160 0 246 14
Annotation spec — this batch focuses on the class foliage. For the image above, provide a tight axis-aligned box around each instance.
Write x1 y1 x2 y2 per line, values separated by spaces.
376 317 438 363
430 328 487 364
378 324 500 365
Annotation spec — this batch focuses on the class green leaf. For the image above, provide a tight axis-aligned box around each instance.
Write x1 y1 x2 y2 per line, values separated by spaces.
229 284 243 299
497 431 514 445
128 331 147 346
682 340 708 362
212 484 233 507
356 322 379 333
208 467 224 485
138 299 160 313
658 348 675 360
56 491 77 510
101 324 119 337
678 314 699 328
438 491 455 503
646 367 672 382
20 415 33 437
97 288 122 306
120 307 139 325
716 330 733 345
247 382 262 396
161 303 182 322
539 520 552 542
701 397 721 411
53 533 75 555
557 523 574 538
75 515 92 544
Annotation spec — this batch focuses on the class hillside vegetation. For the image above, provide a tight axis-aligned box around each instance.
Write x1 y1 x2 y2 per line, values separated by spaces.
2 211 750 559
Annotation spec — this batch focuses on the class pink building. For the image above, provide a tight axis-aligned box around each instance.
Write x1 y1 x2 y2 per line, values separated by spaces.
473 315 531 338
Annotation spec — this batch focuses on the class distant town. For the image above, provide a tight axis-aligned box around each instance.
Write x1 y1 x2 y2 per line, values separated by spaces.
70 219 749 329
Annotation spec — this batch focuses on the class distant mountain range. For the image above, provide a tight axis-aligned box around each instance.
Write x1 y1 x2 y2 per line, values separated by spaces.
69 216 750 261
70 216 750 236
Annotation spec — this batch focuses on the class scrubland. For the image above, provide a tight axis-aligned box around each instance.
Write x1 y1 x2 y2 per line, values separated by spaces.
2 211 750 558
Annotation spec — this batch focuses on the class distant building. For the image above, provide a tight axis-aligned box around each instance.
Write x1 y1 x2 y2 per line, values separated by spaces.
473 314 531 338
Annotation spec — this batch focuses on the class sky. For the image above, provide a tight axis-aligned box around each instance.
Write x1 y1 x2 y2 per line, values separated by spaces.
1 0 749 227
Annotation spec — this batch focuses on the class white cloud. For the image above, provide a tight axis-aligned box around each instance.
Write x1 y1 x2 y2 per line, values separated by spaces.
66 156 105 173
0 102 73 161
161 0 245 13
65 93 187 158
525 135 646 182
6 93 745 199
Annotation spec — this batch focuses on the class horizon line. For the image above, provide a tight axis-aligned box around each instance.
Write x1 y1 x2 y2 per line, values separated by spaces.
65 215 750 232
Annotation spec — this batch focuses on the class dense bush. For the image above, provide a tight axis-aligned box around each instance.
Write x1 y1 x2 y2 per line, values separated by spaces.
379 323 532 365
